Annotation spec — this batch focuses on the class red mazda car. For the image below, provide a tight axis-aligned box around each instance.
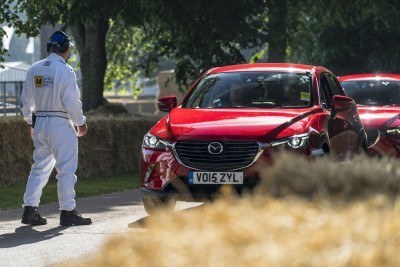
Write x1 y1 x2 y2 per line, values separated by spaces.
141 63 366 214
339 73 400 157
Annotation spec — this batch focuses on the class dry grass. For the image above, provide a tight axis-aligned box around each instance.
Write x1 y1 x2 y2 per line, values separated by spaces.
77 114 159 178
0 117 33 185
255 153 400 199
75 153 400 267
0 115 159 185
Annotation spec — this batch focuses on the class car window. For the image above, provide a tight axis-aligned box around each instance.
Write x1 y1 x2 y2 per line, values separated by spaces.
326 74 345 96
183 72 312 109
319 74 333 109
341 80 400 106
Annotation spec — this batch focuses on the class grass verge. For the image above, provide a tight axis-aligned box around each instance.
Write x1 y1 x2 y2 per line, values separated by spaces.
75 153 400 267
0 172 139 211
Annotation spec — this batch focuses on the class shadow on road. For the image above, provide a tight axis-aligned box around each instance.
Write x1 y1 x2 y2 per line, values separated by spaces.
0 225 68 248
0 190 143 223
128 203 206 229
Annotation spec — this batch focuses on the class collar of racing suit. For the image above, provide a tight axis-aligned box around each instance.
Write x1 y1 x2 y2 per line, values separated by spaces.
47 53 66 64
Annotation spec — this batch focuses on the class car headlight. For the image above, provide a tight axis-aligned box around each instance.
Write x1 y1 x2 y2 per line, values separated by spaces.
270 133 309 149
385 127 400 135
142 134 171 149
287 134 309 148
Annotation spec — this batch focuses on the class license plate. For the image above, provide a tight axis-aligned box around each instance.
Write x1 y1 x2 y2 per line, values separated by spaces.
189 171 243 184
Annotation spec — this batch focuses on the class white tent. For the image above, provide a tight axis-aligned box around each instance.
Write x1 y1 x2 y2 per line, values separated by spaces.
0 61 29 82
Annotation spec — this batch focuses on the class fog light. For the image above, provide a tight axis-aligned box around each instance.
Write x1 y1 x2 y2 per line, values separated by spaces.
386 127 400 135
144 164 156 182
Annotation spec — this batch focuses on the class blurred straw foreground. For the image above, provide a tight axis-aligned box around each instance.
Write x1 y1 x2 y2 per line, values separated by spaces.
75 153 400 267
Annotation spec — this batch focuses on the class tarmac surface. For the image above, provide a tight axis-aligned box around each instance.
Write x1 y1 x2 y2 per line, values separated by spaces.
0 189 200 266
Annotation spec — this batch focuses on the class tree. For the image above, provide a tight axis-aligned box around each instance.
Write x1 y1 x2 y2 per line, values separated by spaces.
103 0 271 93
137 0 269 89
286 0 400 74
266 0 287 62
0 0 141 111
1 0 269 107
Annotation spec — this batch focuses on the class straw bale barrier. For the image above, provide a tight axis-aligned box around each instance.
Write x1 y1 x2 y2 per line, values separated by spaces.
0 115 159 186
75 153 400 267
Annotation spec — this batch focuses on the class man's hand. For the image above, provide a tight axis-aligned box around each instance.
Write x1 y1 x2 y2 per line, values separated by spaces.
29 126 34 140
77 123 88 137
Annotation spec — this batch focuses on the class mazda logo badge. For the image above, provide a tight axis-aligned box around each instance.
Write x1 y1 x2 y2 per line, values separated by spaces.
208 142 224 155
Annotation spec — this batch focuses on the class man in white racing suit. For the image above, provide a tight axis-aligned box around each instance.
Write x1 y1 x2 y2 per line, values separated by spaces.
20 31 91 226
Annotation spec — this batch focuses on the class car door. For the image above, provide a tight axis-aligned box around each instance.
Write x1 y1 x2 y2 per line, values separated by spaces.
319 73 350 159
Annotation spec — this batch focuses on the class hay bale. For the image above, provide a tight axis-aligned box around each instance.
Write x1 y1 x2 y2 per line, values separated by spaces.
255 152 400 199
70 153 400 267
0 117 33 186
77 115 159 178
76 195 400 267
0 115 160 186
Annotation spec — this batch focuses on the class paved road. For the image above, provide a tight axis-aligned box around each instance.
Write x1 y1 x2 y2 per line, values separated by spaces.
0 190 200 266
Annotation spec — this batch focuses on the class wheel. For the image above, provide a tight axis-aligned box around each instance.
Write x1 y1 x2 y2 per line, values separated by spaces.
311 142 330 158
355 139 368 157
142 196 176 216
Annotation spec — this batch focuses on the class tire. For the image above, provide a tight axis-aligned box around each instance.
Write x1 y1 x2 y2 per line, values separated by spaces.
142 196 176 216
356 139 368 157
312 134 330 158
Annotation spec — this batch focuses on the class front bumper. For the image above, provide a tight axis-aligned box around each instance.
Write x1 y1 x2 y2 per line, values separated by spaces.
140 141 309 201
368 134 400 158
141 176 259 202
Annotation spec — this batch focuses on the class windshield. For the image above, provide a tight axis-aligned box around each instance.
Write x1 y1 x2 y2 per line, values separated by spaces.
341 80 400 106
183 72 312 108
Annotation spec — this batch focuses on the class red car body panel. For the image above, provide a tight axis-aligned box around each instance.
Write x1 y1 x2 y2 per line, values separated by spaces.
339 74 400 157
338 73 400 82
141 63 365 200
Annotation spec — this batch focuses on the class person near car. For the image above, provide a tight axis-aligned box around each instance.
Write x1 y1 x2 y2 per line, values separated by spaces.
20 31 92 226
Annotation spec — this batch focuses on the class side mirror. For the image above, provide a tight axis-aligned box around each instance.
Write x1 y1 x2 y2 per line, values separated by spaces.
158 96 177 112
332 95 354 118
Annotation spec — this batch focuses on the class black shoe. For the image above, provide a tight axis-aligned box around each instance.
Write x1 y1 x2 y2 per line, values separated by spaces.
60 210 92 226
21 206 47 225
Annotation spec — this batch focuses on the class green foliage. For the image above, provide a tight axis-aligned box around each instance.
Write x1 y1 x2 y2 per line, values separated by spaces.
2 0 400 100
105 22 153 96
250 47 268 63
140 0 269 90
287 0 400 74
0 0 143 109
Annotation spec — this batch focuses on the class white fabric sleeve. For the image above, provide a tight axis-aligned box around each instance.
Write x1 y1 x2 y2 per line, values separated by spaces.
21 69 35 125
61 69 86 126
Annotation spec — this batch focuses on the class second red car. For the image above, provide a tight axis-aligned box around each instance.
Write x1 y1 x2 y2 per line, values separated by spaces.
339 73 400 158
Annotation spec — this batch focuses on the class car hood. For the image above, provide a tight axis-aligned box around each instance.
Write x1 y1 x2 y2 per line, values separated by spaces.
357 106 400 129
166 107 318 141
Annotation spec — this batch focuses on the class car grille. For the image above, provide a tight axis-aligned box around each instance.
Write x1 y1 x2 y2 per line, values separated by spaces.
365 129 380 147
174 141 260 171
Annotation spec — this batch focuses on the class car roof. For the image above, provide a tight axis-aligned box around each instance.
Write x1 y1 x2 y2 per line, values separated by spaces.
207 63 316 74
338 73 400 82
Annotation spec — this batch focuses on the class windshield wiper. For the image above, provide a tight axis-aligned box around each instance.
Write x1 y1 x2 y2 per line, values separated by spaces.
230 105 254 108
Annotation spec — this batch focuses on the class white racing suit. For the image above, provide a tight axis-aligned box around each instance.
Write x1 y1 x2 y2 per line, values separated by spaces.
21 53 86 211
